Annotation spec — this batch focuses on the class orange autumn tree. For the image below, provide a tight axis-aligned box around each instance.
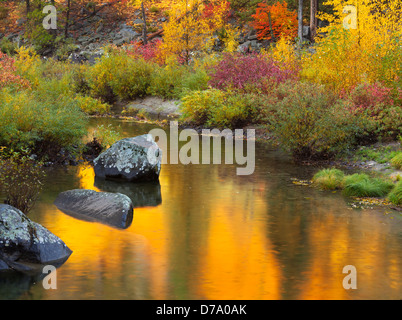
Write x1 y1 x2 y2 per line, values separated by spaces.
252 1 297 41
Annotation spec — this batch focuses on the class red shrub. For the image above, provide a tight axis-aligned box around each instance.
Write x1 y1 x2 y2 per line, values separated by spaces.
0 52 30 90
208 53 298 92
347 82 395 114
126 39 163 64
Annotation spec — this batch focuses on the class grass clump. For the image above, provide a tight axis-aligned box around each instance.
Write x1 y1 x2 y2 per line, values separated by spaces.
390 153 402 170
312 168 345 190
342 173 394 197
388 181 402 206
354 145 400 164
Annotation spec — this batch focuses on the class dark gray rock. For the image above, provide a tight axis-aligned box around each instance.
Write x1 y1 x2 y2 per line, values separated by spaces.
0 205 72 273
303 26 311 38
133 19 144 25
96 23 104 33
68 52 88 64
113 38 126 46
248 34 258 41
77 35 90 43
0 259 8 271
54 189 134 229
94 134 162 182
118 28 140 43
87 52 103 65
238 41 252 53
94 177 162 208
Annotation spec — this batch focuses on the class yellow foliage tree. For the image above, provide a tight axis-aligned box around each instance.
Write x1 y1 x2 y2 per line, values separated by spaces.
160 0 232 64
301 0 402 92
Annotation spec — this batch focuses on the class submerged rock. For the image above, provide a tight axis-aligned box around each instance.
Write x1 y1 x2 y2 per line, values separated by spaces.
54 189 134 229
93 134 162 182
0 205 72 273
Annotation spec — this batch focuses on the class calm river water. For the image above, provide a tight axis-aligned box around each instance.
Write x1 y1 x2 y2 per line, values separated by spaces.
1 118 401 300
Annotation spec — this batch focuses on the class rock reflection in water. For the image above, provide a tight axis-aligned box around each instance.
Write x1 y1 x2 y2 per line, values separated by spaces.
0 271 43 300
94 177 162 208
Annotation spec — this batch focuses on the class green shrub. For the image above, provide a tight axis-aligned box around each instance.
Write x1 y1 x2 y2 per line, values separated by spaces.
0 37 17 55
390 153 402 170
181 89 226 125
177 68 210 98
180 89 260 128
54 37 79 61
74 95 110 115
312 168 345 190
88 124 122 150
388 181 402 206
0 90 87 157
70 64 91 95
266 81 369 161
0 149 46 214
342 173 394 197
147 63 186 99
85 52 154 102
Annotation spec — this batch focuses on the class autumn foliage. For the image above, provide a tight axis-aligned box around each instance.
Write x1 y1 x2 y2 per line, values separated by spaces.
302 0 402 92
161 0 232 64
0 52 30 90
126 39 164 64
208 53 298 92
251 1 297 41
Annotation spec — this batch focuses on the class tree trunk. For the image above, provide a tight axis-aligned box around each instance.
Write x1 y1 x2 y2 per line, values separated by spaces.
65 0 71 38
298 0 303 49
310 0 317 41
26 0 30 13
141 2 148 45
49 0 57 37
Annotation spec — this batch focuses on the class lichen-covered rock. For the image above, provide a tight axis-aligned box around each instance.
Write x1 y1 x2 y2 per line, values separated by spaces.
0 205 72 273
54 189 134 229
93 134 162 182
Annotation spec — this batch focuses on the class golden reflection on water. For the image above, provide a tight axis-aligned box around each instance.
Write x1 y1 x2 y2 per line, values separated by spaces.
27 162 402 300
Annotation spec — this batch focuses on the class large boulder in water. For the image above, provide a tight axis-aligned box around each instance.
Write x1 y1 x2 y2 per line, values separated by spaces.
54 189 134 229
93 134 162 182
0 205 72 273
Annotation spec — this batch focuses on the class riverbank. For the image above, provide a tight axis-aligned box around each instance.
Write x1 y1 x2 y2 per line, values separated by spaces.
107 98 402 180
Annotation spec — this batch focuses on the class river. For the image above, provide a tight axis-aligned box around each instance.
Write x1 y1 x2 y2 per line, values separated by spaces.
1 118 401 300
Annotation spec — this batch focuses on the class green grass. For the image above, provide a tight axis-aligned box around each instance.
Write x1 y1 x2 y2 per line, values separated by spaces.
312 168 345 190
342 173 394 197
388 181 402 206
390 152 402 170
353 145 400 164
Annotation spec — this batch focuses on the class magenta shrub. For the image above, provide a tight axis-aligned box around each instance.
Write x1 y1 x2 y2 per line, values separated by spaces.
208 53 298 92
348 82 394 112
